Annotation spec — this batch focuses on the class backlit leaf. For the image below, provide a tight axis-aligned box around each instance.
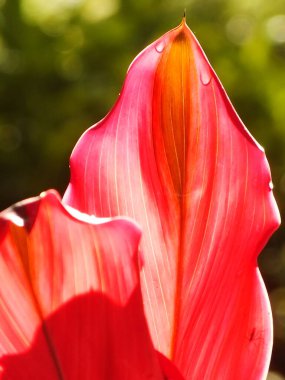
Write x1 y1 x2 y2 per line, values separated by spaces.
64 20 280 378
0 190 164 379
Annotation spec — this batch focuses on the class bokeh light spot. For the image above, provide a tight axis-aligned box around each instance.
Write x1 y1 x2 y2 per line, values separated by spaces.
266 15 285 44
226 15 253 45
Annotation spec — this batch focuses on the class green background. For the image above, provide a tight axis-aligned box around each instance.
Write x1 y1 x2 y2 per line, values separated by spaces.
0 0 284 377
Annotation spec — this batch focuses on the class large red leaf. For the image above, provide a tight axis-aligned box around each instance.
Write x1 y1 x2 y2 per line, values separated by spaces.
64 20 280 378
0 190 164 379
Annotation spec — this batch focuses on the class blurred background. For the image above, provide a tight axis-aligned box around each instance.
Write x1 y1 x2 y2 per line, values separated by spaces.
0 0 284 377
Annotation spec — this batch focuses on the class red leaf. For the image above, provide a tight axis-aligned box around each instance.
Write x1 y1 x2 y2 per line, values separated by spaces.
64 20 280 378
0 190 164 379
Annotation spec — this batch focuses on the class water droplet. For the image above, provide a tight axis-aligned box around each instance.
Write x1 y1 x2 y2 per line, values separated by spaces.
155 40 165 53
269 181 274 190
200 69 211 86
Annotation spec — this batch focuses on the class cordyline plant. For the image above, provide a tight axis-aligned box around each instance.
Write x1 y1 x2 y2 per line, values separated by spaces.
0 18 280 380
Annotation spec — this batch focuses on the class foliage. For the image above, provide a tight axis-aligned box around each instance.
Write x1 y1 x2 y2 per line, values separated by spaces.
0 0 285 376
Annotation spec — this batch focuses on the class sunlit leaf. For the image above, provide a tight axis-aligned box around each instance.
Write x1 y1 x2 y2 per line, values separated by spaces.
0 190 164 379
64 19 280 378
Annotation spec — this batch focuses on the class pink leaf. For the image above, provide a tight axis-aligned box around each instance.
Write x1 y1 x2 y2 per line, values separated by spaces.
0 190 164 379
64 20 280 378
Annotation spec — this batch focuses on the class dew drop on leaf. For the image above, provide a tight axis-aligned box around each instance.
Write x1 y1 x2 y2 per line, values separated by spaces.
155 40 165 53
200 69 212 86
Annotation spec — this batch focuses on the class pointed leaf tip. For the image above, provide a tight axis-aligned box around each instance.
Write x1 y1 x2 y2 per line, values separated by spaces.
64 22 280 379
